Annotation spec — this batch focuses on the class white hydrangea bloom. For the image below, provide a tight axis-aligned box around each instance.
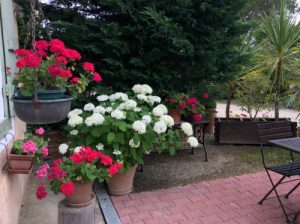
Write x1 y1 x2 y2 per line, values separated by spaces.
132 84 153 95
129 139 140 148
109 92 128 102
153 121 167 134
113 149 122 155
97 95 109 102
67 109 83 118
187 136 199 147
59 143 68 155
68 115 83 127
181 122 193 136
147 95 161 105
133 107 142 112
85 113 105 126
160 115 175 127
111 109 126 120
106 107 113 113
152 104 168 117
96 143 104 151
94 105 106 114
74 146 82 153
70 130 78 136
125 99 137 110
137 94 148 101
132 120 146 134
84 103 95 111
142 115 152 125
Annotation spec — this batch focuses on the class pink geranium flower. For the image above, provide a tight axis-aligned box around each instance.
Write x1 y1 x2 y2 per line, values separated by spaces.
22 140 38 154
42 146 49 158
35 127 45 135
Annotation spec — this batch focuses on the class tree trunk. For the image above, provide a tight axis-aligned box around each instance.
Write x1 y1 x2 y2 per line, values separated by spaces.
226 82 233 120
274 60 282 121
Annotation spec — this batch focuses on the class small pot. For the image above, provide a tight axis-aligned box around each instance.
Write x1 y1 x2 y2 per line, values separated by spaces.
65 181 93 205
169 109 181 123
107 164 138 196
8 154 34 172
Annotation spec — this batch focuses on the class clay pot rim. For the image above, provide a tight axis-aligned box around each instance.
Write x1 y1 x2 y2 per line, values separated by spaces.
64 192 95 208
8 153 35 159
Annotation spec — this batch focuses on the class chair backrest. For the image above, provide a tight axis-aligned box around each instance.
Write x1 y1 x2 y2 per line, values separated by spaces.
257 121 294 144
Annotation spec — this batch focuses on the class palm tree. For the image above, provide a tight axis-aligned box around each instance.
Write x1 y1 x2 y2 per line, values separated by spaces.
258 0 300 120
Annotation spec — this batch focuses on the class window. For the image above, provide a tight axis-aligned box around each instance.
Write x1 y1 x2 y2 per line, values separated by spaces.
0 3 12 139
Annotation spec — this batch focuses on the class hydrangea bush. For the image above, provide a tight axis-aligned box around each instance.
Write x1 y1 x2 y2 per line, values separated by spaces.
13 39 102 97
65 84 198 170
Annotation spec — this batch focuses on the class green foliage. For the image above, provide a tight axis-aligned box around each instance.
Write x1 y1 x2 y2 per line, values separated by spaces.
40 0 250 93
234 74 274 119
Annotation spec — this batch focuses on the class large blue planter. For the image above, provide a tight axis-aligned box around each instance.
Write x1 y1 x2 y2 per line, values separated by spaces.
14 88 66 100
12 96 73 124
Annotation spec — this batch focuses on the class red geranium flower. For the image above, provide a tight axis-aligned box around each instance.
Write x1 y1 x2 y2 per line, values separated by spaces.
48 166 67 180
15 49 31 57
191 104 197 110
203 92 209 99
63 49 81 60
70 153 83 164
60 181 75 196
16 60 26 68
34 40 48 50
108 162 123 175
83 62 94 72
36 181 47 200
179 102 186 110
53 158 63 166
70 77 80 84
59 69 72 78
93 72 102 82
49 39 65 54
48 65 61 77
187 97 198 105
56 56 68 65
24 53 42 68
193 113 202 122
99 153 113 166
168 98 175 103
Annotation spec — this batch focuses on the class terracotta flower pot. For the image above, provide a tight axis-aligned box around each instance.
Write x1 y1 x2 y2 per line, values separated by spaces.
169 109 181 123
65 181 93 206
8 154 34 173
107 164 138 196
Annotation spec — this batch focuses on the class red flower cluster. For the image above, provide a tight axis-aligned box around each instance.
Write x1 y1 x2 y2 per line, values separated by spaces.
48 166 67 181
60 181 75 196
36 181 47 200
99 153 113 166
83 62 94 72
108 162 123 175
70 146 100 164
193 113 202 122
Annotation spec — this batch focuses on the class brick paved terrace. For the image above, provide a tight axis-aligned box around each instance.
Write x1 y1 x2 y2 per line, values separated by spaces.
111 172 300 224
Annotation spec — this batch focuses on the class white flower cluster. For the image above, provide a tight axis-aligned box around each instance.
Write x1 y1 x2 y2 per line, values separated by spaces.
68 109 83 118
94 105 106 114
181 122 193 136
132 120 146 134
111 109 126 120
59 143 69 155
160 115 174 127
152 104 168 117
118 99 137 110
97 95 109 102
132 84 153 95
153 121 167 134
137 94 148 101
142 115 152 125
106 107 113 113
74 146 82 153
187 136 199 147
68 115 83 127
129 139 140 148
113 149 122 155
85 113 105 126
96 143 104 151
70 130 78 136
84 103 95 111
147 95 161 106
109 92 129 102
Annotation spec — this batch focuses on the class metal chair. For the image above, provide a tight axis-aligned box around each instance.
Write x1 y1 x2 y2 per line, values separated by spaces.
257 121 300 223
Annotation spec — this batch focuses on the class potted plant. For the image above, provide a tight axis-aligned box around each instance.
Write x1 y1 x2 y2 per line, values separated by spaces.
35 146 122 207
64 84 198 195
165 93 187 123
180 96 205 123
11 39 102 124
8 127 48 173
201 92 217 133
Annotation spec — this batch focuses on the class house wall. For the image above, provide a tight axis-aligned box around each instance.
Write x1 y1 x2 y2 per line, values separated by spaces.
0 1 28 224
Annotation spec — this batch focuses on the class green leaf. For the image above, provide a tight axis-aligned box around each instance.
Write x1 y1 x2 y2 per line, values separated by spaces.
118 122 127 132
91 127 101 137
107 132 116 143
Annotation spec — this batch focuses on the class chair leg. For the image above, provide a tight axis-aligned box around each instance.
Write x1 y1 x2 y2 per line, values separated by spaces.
262 170 290 222
285 181 300 199
258 175 286 204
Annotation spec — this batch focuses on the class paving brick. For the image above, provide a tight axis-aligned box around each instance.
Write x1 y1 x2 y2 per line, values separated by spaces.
130 211 151 223
123 199 144 208
198 214 222 224
116 206 138 216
